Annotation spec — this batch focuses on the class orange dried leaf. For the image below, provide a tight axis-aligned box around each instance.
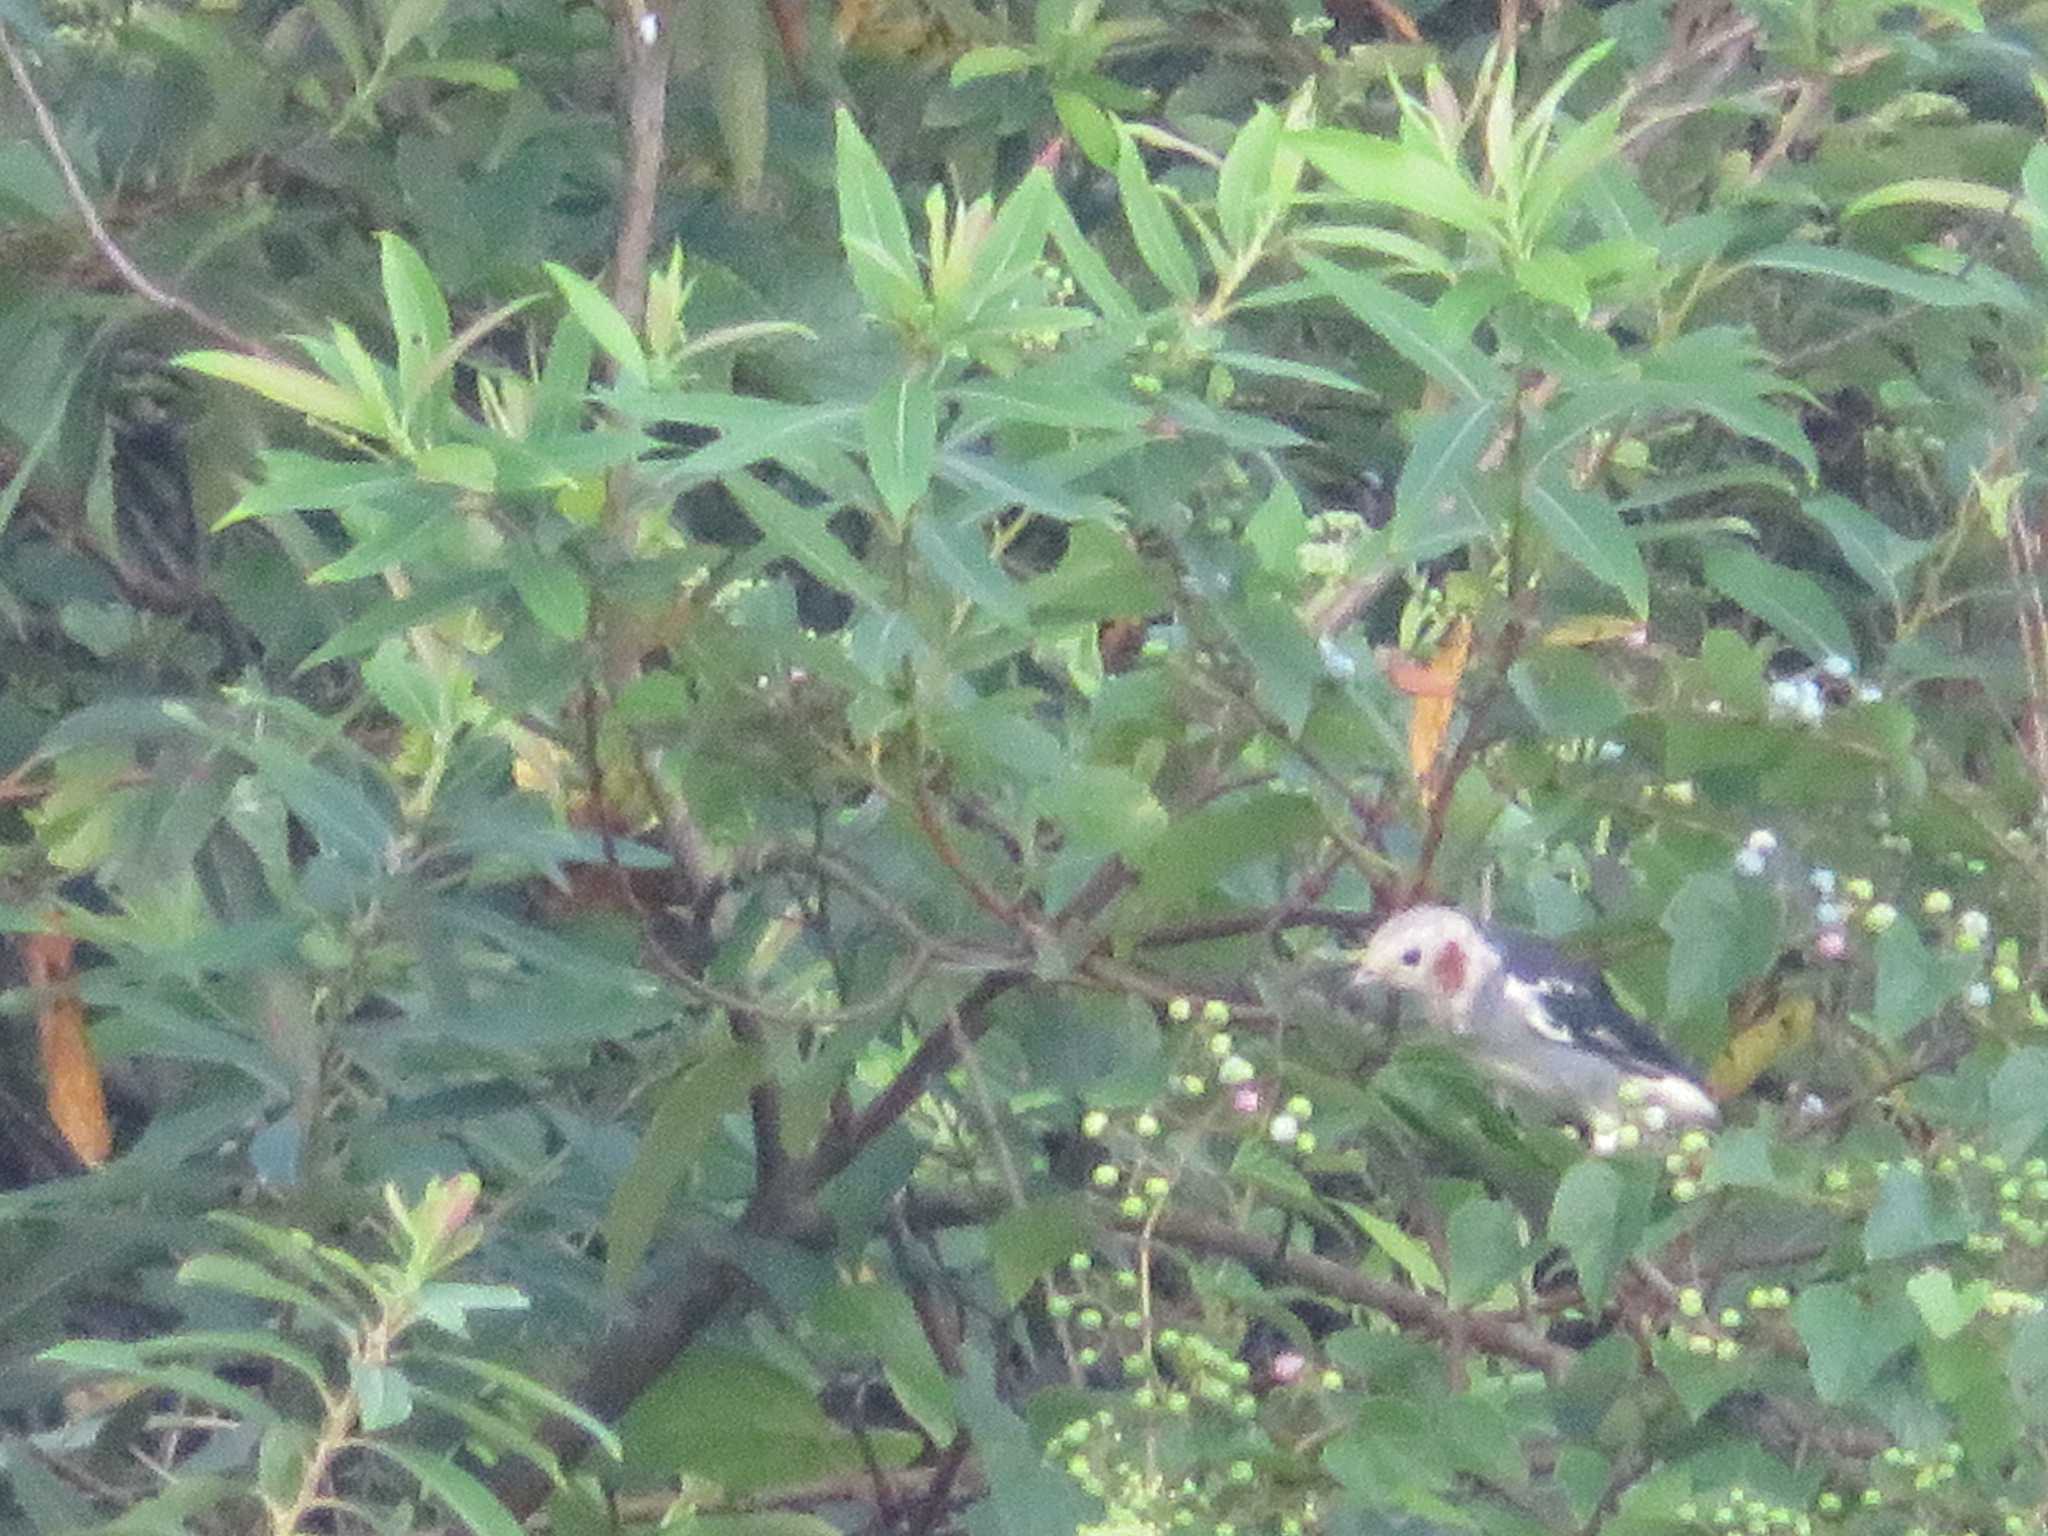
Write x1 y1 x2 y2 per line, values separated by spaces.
23 927 111 1168
1396 617 1471 806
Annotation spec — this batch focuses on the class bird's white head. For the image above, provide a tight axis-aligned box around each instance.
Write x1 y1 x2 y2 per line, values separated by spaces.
1353 905 1491 1013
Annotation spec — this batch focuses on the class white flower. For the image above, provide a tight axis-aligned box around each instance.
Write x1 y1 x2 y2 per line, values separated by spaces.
1268 1112 1301 1145
1961 910 1991 941
1745 829 1779 854
1809 868 1837 895
1967 983 1992 1008
1822 655 1853 679
1734 847 1768 877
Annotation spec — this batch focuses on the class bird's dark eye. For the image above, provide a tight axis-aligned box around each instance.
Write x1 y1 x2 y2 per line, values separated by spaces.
1400 947 1422 967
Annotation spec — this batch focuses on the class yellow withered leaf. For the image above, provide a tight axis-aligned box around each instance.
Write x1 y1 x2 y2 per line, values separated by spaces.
1388 616 1471 807
1540 615 1648 648
1708 988 1816 1101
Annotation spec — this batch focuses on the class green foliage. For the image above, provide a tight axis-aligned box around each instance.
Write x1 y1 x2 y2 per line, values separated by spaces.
6 0 2048 1532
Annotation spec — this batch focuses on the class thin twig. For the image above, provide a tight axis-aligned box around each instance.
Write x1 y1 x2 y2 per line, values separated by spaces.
0 24 280 361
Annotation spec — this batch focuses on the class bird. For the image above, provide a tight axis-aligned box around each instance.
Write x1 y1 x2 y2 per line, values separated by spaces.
1351 905 1720 1133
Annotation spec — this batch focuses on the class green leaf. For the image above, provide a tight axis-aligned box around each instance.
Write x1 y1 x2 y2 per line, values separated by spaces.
1115 127 1199 303
1129 791 1320 918
1870 920 1972 1041
990 1195 1094 1308
1700 545 1855 668
621 1346 920 1493
507 543 590 640
362 639 448 732
835 106 924 320
1906 1267 1986 1341
809 1284 957 1442
1747 242 2012 309
1446 1196 1525 1308
1054 88 1120 171
1216 103 1282 255
409 1350 622 1460
1990 1049 2048 1164
1212 590 1320 734
1865 1165 1966 1262
1300 255 1502 402
543 263 646 387
703 0 770 202
1549 1160 1623 1309
954 1345 1103 1533
368 1442 525 1536
1509 648 1626 738
603 1042 763 1290
724 471 887 613
1801 494 1931 607
1388 397 1499 561
1344 1204 1443 1293
379 232 453 430
174 1253 354 1336
1660 872 1777 1032
1525 479 1648 616
350 1360 415 1430
950 44 1036 84
177 350 383 435
1292 128 1502 243
1791 1281 1916 1403
865 371 937 522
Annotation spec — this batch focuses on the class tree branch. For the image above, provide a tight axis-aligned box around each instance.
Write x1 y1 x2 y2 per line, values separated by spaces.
0 23 280 361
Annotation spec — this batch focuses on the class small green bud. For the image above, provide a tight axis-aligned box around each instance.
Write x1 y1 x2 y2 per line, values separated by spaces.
1134 1112 1161 1137
1673 1178 1700 1202
1715 1338 1740 1361
1133 1387 1156 1409
1119 1195 1147 1219
1924 890 1954 915
1320 1369 1344 1390
1078 1307 1102 1330
1207 1031 1233 1057
1824 1167 1851 1192
1077 1345 1099 1367
1845 877 1876 902
1080 1109 1110 1139
1681 1130 1711 1155
1202 999 1231 1026
1048 1295 1074 1319
1721 1307 1743 1329
1169 997 1193 1022
1285 1095 1314 1119
1217 1055 1255 1085
1295 1131 1317 1155
1092 1163 1121 1188
1996 964 2023 994
1166 1390 1190 1415
1817 1492 1841 1514
1180 1075 1207 1095
1679 1287 1705 1317
1863 903 1898 933
1662 780 1697 806
1069 1252 1093 1272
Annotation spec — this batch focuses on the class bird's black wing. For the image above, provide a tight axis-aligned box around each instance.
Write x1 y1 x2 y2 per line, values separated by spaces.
1485 924 1696 1074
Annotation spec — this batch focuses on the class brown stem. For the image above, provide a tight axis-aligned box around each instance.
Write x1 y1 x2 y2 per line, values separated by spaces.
608 0 672 335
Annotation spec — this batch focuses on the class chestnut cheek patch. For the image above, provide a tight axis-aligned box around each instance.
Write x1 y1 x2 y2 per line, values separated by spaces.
1431 940 1467 996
